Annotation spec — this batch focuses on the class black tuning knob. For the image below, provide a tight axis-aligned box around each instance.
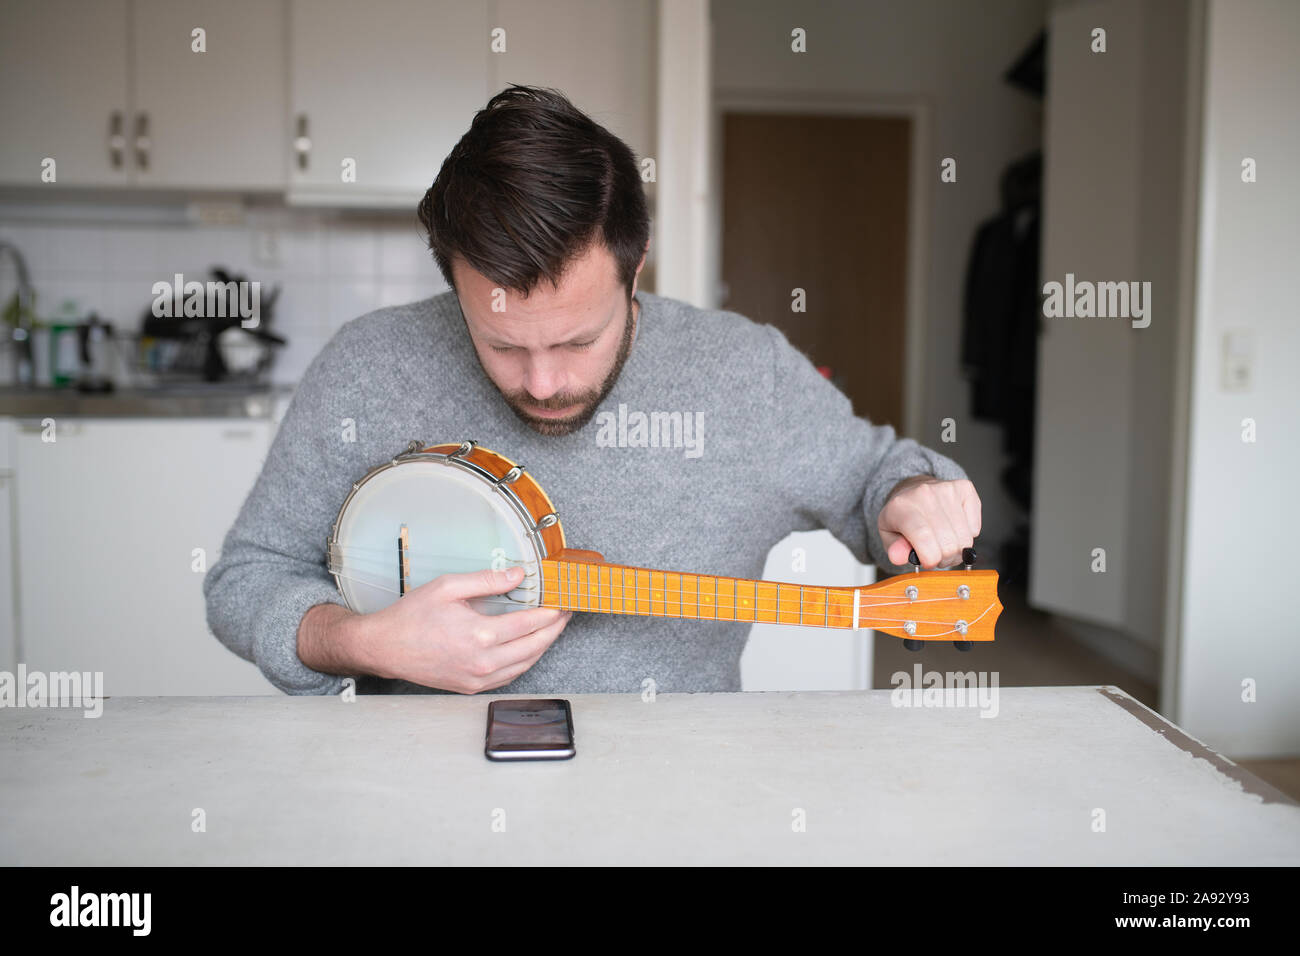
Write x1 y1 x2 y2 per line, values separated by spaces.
962 547 977 569
903 638 924 651
909 549 920 569
953 640 973 652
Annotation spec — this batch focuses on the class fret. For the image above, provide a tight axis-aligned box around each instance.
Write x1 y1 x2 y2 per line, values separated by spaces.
678 573 684 617
799 586 804 626
621 566 626 614
733 578 737 622
714 576 719 620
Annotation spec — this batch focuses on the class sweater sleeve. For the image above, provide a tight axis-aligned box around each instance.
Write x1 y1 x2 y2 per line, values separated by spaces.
761 323 969 576
202 334 362 696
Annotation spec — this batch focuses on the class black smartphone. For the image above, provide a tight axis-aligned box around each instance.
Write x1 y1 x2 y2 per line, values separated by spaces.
484 698 576 761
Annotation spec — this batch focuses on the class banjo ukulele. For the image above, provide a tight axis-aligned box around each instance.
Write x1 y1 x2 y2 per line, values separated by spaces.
326 441 1002 649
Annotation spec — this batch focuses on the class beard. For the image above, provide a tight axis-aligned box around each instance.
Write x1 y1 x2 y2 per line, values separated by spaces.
484 296 638 437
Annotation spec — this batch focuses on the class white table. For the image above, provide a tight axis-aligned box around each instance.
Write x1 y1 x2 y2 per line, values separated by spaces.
2 686 1297 865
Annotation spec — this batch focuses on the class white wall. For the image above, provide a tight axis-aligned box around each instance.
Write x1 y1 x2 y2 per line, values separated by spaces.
1177 0 1300 756
710 0 1047 570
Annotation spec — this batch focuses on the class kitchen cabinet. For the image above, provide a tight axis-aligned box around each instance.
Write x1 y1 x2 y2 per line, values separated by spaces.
1 0 657 202
0 0 131 187
490 0 655 161
130 0 286 189
287 0 491 206
0 0 284 190
12 417 277 695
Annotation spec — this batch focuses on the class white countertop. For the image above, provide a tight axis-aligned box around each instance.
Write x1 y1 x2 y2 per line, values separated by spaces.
1 686 1296 865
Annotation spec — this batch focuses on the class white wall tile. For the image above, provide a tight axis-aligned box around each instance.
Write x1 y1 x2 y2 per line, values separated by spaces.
378 277 445 310
31 225 107 274
103 226 168 278
276 226 325 277
324 227 378 277
324 279 382 333
377 226 434 278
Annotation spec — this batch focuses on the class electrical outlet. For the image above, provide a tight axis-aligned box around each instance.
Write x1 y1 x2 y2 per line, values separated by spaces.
253 229 281 267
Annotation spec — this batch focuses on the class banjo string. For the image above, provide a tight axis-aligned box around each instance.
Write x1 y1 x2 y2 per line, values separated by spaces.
331 552 965 608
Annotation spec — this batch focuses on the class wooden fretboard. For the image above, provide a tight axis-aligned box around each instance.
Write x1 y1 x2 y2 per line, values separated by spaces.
540 558 860 628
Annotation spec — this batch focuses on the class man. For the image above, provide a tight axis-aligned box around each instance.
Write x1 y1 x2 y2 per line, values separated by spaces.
204 85 981 696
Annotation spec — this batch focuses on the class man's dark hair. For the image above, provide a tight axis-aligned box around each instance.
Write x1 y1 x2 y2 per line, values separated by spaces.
418 85 650 298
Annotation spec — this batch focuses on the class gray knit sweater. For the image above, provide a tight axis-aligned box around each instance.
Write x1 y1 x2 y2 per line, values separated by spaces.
203 290 968 695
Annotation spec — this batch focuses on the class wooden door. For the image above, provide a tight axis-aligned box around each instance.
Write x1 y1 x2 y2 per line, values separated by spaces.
721 112 910 428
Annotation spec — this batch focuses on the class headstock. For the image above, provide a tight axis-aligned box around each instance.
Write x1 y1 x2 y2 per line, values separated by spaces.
857 548 1002 650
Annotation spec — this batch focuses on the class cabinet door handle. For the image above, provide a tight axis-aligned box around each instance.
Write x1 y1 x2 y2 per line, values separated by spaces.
294 113 311 171
134 111 151 171
108 111 125 170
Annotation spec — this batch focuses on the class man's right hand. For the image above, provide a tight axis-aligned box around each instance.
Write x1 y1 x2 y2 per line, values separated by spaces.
298 565 571 694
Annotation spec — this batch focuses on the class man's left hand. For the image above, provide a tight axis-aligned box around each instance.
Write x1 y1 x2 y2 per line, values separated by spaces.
878 476 982 570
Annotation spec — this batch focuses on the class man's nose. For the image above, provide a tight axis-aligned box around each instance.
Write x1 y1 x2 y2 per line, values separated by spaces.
523 355 565 401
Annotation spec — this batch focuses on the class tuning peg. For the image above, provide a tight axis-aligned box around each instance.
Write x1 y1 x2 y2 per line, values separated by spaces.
962 547 977 570
909 549 921 570
953 640 973 652
902 638 924 651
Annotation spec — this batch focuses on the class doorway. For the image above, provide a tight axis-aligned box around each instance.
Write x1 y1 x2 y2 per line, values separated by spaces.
720 111 913 428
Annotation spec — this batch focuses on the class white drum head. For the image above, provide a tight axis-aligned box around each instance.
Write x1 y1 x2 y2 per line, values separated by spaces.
331 458 542 615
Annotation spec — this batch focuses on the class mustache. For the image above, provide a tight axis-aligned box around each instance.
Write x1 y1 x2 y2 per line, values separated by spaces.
505 390 596 410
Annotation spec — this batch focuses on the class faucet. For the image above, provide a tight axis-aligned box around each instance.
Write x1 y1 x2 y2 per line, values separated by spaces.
0 240 36 386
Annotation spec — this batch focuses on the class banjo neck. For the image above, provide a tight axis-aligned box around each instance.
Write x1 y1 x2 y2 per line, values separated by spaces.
539 551 1001 644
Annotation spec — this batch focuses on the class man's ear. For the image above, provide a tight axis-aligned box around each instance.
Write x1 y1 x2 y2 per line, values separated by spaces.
631 242 649 296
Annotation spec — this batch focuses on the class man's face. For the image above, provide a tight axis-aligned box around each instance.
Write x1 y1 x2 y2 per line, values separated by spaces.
453 241 643 436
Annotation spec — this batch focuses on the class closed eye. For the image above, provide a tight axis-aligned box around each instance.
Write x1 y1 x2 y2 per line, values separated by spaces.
490 338 597 354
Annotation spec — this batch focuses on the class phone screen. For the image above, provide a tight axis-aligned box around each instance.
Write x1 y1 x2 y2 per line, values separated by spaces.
485 699 575 760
